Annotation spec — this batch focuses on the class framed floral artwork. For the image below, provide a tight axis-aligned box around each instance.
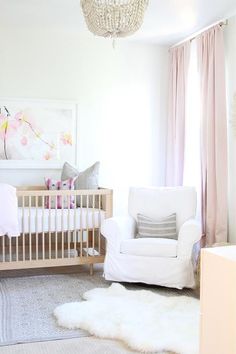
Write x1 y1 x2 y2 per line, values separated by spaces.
0 98 78 169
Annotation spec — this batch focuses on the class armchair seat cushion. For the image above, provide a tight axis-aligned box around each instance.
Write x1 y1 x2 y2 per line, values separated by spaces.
120 237 177 258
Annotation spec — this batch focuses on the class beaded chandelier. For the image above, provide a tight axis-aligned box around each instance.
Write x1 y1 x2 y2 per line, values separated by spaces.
80 0 149 38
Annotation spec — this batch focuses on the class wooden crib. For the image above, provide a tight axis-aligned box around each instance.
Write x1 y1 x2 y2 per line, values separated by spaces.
0 186 113 273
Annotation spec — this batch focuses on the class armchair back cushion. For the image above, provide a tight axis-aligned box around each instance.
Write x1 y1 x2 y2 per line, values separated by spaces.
128 187 196 232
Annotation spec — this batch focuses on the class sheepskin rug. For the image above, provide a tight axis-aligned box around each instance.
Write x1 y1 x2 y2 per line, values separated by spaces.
54 283 199 354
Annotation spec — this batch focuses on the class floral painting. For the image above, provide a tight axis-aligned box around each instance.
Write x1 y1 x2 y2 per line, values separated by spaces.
0 99 77 167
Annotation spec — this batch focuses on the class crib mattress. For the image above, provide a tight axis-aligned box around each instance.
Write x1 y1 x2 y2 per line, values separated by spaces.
18 207 105 233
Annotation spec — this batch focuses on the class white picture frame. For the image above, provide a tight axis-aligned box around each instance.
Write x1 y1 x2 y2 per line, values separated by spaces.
0 98 78 169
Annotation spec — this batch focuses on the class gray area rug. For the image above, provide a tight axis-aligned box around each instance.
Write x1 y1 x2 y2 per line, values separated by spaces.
0 271 197 347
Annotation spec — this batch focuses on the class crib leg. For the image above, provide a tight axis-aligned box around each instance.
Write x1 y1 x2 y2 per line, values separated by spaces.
89 264 94 276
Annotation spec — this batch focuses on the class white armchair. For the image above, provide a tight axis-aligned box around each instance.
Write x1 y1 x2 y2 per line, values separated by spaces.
101 187 201 289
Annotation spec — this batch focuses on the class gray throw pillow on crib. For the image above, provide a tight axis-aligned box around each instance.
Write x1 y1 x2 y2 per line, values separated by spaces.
61 161 100 206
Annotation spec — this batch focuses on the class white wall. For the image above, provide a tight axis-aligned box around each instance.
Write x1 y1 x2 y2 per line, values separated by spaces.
0 28 168 214
225 16 236 243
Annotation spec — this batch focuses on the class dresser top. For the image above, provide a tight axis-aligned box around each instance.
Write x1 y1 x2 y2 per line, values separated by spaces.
202 245 236 261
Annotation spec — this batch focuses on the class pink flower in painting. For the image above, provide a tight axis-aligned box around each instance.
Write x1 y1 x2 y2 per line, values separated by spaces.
44 152 52 160
15 110 34 126
61 132 72 146
14 111 24 123
15 110 37 133
21 136 28 146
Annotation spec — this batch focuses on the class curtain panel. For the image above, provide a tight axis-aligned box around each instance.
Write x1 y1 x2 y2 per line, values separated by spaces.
165 42 190 186
197 25 228 245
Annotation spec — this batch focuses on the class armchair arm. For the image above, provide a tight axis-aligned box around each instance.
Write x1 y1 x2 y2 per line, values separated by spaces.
177 219 202 258
101 216 136 254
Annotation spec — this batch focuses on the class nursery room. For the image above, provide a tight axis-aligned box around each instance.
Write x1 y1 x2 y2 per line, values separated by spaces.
0 0 236 353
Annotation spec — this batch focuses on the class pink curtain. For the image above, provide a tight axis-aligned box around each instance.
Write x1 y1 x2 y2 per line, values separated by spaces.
197 25 228 245
165 42 190 186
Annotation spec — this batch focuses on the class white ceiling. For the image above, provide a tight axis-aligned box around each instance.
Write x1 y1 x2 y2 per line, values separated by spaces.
1 0 236 45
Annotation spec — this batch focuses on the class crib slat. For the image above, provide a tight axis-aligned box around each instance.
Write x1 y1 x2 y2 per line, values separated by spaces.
86 195 89 257
2 235 5 262
29 196 32 261
92 194 95 256
55 194 58 260
98 194 101 255
61 194 64 259
22 196 25 262
42 196 45 260
67 195 70 258
9 237 12 262
49 195 51 260
80 195 83 258
73 193 76 258
16 198 19 261
16 234 19 262
35 196 38 261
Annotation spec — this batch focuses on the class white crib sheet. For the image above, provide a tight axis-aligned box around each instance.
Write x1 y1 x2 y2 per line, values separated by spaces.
18 207 105 233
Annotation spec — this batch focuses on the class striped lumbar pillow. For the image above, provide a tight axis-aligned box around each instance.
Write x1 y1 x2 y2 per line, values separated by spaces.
136 213 177 240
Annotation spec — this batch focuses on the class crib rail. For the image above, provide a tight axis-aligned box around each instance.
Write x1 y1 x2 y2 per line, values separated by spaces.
0 187 112 272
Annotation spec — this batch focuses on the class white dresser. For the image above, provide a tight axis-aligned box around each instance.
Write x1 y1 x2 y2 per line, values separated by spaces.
200 246 236 354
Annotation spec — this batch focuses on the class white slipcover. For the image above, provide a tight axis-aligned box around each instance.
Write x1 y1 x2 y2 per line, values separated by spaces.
101 187 201 289
120 238 177 258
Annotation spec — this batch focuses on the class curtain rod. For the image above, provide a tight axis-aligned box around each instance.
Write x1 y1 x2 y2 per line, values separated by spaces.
170 19 228 49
